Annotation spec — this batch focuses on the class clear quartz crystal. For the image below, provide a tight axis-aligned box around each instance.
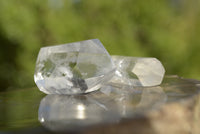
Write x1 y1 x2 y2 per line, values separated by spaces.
34 39 116 94
111 55 165 87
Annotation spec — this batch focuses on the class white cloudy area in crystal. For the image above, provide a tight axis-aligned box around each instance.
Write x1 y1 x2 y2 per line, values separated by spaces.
34 39 116 94
111 56 165 87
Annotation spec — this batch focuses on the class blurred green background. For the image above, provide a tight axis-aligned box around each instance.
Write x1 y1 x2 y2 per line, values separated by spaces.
0 0 200 91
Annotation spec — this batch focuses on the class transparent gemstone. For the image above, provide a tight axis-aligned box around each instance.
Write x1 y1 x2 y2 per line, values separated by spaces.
111 55 165 87
34 39 116 94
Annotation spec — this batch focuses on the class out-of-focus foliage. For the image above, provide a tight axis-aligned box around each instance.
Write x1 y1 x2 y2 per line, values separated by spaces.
0 0 200 91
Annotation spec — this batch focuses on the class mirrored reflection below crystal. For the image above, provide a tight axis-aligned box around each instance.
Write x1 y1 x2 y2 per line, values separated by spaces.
38 84 167 132
38 95 120 131
100 85 167 117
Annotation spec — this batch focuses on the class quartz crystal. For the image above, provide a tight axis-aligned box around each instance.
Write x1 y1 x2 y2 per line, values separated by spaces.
34 39 115 94
111 56 165 87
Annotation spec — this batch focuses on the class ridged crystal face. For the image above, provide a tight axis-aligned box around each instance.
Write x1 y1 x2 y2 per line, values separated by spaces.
111 56 165 87
34 39 116 94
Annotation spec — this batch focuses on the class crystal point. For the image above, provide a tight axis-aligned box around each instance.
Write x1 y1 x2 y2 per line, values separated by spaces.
34 39 115 94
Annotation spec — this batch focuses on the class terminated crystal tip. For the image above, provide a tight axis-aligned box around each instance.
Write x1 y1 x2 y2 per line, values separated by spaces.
34 39 116 95
111 56 165 87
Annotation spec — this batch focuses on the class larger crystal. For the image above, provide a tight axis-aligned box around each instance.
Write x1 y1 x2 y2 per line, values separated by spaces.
111 56 165 87
34 39 115 94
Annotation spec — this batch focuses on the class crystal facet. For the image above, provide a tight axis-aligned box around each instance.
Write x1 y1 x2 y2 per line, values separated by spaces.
111 55 165 87
34 39 116 94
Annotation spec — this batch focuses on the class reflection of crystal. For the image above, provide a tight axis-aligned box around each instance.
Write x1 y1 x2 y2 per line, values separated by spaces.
34 39 115 94
101 85 167 117
38 95 120 131
38 84 167 131
111 56 165 87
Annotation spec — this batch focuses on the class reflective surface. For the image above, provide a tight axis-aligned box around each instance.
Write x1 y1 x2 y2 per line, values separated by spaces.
0 76 200 133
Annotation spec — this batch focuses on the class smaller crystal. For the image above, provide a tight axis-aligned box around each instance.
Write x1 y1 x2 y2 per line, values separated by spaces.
111 55 165 87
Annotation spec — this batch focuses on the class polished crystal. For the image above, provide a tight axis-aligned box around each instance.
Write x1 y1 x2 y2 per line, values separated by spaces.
34 39 115 94
111 56 165 86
